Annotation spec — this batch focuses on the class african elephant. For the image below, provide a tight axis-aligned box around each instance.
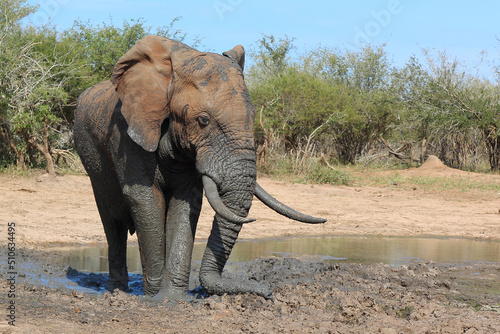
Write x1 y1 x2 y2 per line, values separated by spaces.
73 36 325 300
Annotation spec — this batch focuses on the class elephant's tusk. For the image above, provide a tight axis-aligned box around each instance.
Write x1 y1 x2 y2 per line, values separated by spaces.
254 182 327 224
202 175 256 224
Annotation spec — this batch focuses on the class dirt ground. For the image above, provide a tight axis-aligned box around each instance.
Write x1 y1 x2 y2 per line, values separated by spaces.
0 156 499 333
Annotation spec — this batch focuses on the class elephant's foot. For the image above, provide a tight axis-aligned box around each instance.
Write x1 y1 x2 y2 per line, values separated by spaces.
108 281 129 293
200 273 273 300
142 276 162 297
108 267 129 292
139 287 192 304
158 287 191 301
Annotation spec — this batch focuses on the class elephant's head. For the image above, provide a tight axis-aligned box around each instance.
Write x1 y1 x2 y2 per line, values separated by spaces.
110 36 325 298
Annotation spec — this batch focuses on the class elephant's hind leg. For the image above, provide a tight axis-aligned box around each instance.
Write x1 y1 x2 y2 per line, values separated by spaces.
93 192 130 292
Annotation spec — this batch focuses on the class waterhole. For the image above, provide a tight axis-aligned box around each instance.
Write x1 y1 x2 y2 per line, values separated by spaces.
57 236 500 274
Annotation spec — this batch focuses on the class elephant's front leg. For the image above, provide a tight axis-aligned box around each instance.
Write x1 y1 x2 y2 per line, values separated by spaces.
123 183 166 296
158 179 203 300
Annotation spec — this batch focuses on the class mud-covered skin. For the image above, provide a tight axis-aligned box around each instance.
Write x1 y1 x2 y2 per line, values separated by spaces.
73 36 321 300
74 36 262 299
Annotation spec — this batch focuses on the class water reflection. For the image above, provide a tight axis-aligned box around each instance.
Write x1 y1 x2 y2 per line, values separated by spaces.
57 236 500 274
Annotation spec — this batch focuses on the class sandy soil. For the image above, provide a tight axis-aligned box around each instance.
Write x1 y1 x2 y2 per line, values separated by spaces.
0 156 499 333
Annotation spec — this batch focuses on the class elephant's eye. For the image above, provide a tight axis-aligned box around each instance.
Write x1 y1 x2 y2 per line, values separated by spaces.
197 115 210 128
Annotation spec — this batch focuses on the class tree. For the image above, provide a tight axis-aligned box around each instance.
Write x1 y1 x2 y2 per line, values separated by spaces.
248 34 295 82
307 45 396 163
0 0 71 173
399 50 500 170
1 23 75 174
0 1 36 167
248 42 396 165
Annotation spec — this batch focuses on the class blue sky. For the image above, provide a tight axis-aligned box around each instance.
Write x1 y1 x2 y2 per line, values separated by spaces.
26 0 499 80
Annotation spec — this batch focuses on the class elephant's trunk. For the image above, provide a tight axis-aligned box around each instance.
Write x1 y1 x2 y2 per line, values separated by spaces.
199 199 272 298
197 135 325 299
199 155 273 299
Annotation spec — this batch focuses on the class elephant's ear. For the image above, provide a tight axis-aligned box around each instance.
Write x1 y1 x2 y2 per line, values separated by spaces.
223 45 245 71
111 36 176 152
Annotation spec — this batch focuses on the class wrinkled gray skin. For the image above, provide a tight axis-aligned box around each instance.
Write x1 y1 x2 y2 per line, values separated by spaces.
74 36 325 300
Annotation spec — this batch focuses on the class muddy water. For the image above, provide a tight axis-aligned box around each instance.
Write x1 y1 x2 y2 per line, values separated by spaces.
57 236 500 274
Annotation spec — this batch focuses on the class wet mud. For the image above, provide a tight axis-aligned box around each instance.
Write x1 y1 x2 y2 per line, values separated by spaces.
1 169 500 332
1 247 498 333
